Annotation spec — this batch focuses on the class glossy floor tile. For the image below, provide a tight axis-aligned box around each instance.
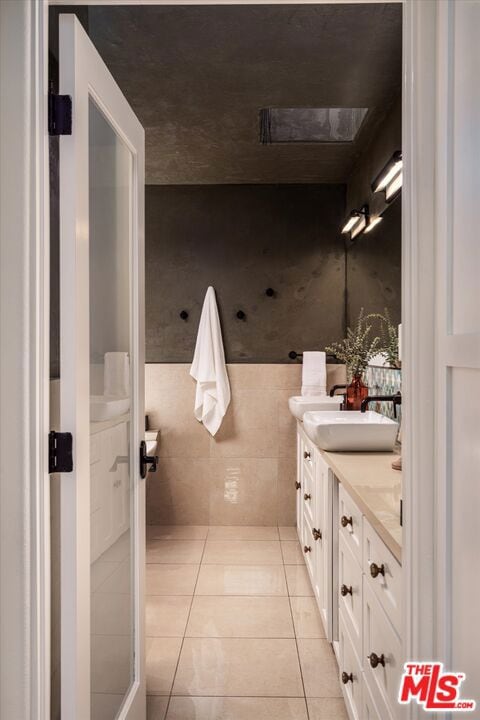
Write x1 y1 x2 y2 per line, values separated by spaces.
147 695 169 720
146 637 183 695
195 564 287 596
147 525 209 541
173 638 304 697
284 565 314 596
147 539 205 564
146 596 192 637
290 596 326 639
145 525 346 716
165 696 309 720
207 525 279 541
297 639 343 698
202 540 283 565
147 563 199 596
278 526 298 541
281 540 306 565
307 697 350 719
186 596 294 638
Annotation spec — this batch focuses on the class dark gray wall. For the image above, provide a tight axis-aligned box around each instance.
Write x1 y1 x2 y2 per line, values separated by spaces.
344 94 402 326
346 198 401 327
347 94 402 221
146 184 346 363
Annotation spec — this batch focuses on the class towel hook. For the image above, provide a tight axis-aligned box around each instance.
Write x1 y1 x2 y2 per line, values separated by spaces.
179 310 189 321
236 310 246 321
289 351 303 360
265 287 275 297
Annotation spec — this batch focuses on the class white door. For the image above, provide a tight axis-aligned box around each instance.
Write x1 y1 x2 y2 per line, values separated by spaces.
59 14 145 720
435 0 480 704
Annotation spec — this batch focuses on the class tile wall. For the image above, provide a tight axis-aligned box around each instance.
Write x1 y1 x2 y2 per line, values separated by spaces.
145 363 346 527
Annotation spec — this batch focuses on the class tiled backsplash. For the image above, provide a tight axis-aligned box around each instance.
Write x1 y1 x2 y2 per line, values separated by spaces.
145 363 346 526
365 365 402 420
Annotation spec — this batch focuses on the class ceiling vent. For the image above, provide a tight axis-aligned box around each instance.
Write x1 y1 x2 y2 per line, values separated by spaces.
260 107 368 144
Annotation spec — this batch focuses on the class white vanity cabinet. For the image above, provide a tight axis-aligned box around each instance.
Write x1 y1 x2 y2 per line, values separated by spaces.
295 422 404 720
90 417 130 562
336 490 404 720
296 424 334 639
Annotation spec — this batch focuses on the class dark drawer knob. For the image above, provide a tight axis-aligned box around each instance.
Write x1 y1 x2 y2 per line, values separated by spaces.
312 527 322 541
341 584 353 597
342 671 353 684
368 652 386 669
295 481 301 490
341 515 353 528
370 562 385 579
304 493 311 501
304 545 312 554
303 451 311 460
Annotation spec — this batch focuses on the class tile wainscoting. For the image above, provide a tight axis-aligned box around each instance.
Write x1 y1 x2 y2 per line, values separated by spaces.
145 363 346 527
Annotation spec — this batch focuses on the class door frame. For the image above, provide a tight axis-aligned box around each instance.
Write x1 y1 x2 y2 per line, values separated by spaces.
0 1 50 720
0 1 441 719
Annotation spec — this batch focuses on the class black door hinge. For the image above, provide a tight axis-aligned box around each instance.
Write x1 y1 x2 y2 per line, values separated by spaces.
48 93 72 135
49 431 73 473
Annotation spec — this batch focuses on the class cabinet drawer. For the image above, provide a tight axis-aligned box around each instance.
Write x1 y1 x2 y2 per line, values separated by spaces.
339 610 362 720
302 462 315 525
338 533 363 660
364 518 402 636
363 581 402 720
339 485 363 565
301 434 316 475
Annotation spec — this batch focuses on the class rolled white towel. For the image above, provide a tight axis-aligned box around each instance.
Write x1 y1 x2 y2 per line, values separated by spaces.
301 351 326 396
104 352 130 397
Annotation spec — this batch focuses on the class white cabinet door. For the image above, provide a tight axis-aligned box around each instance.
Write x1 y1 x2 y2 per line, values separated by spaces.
59 14 145 720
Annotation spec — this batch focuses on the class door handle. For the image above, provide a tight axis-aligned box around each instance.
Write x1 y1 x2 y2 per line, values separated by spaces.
139 440 158 479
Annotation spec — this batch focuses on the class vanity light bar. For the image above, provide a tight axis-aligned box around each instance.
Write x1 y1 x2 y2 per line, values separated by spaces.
371 151 403 198
364 215 383 234
341 205 369 238
341 210 363 234
385 171 403 202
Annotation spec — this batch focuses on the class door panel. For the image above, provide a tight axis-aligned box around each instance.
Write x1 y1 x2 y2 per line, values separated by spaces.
436 0 480 703
59 14 145 720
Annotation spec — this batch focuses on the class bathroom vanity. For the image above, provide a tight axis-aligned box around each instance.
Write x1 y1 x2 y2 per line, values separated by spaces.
295 422 403 720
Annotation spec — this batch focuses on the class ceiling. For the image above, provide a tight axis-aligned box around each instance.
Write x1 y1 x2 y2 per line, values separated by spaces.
63 3 402 184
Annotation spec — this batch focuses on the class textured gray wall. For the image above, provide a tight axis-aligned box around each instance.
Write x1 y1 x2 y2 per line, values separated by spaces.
347 94 402 224
146 184 346 363
345 94 402 326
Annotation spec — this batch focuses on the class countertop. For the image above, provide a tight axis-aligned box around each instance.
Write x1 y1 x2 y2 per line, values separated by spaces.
322 450 402 563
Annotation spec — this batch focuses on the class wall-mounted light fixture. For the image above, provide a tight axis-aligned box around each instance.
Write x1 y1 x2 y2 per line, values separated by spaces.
372 150 402 202
341 205 369 240
364 215 383 234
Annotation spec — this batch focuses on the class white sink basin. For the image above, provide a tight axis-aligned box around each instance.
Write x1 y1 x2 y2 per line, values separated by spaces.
288 395 343 420
303 410 398 452
90 395 130 422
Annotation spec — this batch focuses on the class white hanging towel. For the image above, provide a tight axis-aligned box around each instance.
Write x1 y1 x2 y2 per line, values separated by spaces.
301 351 327 396
104 352 130 397
190 286 231 436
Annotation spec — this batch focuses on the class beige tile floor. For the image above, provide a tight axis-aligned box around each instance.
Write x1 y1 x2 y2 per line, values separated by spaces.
146 526 347 720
